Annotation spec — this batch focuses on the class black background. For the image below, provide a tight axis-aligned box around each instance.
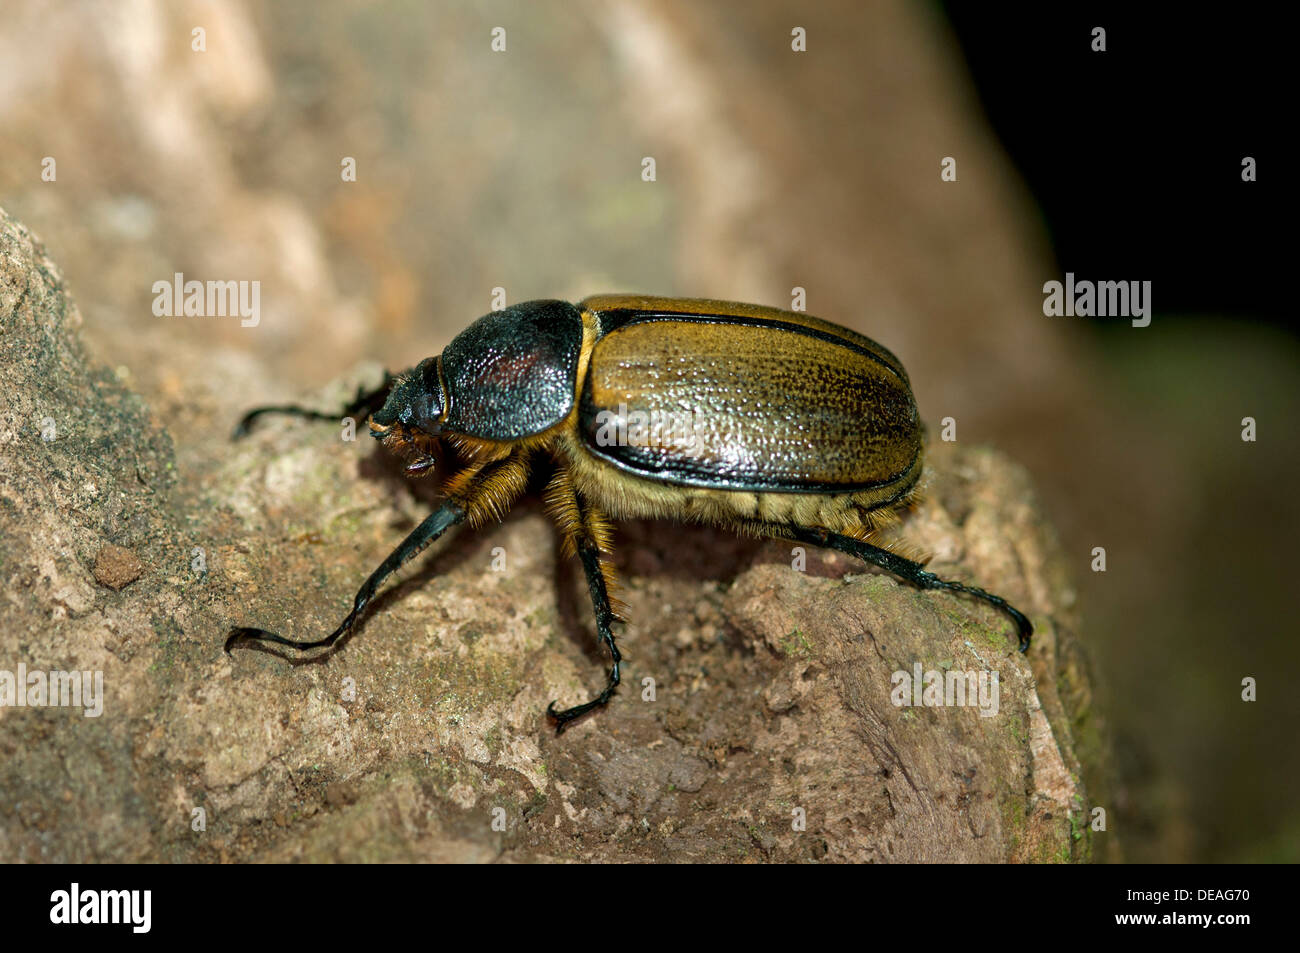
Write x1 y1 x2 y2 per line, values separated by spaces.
942 4 1283 323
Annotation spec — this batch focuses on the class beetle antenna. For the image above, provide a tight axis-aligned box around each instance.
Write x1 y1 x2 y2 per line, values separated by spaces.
231 372 398 438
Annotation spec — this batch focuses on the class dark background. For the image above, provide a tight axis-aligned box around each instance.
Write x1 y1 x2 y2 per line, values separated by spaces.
942 2 1294 861
944 4 1284 321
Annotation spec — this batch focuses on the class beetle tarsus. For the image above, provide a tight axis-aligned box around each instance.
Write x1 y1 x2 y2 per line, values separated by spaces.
547 681 619 734
924 577 1033 652
224 616 357 655
779 525 1034 653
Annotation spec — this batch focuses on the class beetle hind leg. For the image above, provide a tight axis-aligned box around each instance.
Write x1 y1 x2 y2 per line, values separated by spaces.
771 524 1033 652
232 370 400 438
543 467 626 733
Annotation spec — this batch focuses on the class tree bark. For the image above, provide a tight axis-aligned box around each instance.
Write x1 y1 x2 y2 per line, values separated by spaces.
0 207 1113 862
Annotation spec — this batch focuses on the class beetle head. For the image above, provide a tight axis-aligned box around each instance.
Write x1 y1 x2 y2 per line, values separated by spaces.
369 357 446 475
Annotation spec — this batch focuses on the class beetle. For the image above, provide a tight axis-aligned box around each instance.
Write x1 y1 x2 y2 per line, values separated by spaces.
226 295 1032 732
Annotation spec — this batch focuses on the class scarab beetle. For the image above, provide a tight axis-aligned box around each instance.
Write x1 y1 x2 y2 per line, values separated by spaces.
227 295 1032 731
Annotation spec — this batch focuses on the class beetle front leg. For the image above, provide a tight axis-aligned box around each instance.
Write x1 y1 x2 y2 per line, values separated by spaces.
232 369 401 438
224 500 466 654
544 469 624 733
225 450 532 656
770 524 1033 652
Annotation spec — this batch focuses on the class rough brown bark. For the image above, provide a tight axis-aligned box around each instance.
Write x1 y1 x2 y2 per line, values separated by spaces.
0 207 1111 862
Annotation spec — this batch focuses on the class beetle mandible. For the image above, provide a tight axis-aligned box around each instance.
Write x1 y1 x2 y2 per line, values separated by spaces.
226 295 1032 732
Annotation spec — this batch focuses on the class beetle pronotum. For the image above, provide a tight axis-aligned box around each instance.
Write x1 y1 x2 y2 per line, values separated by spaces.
227 295 1032 731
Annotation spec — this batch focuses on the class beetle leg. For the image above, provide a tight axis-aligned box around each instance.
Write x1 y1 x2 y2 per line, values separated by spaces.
544 468 624 733
769 524 1033 653
232 370 400 438
224 501 465 654
225 450 531 655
